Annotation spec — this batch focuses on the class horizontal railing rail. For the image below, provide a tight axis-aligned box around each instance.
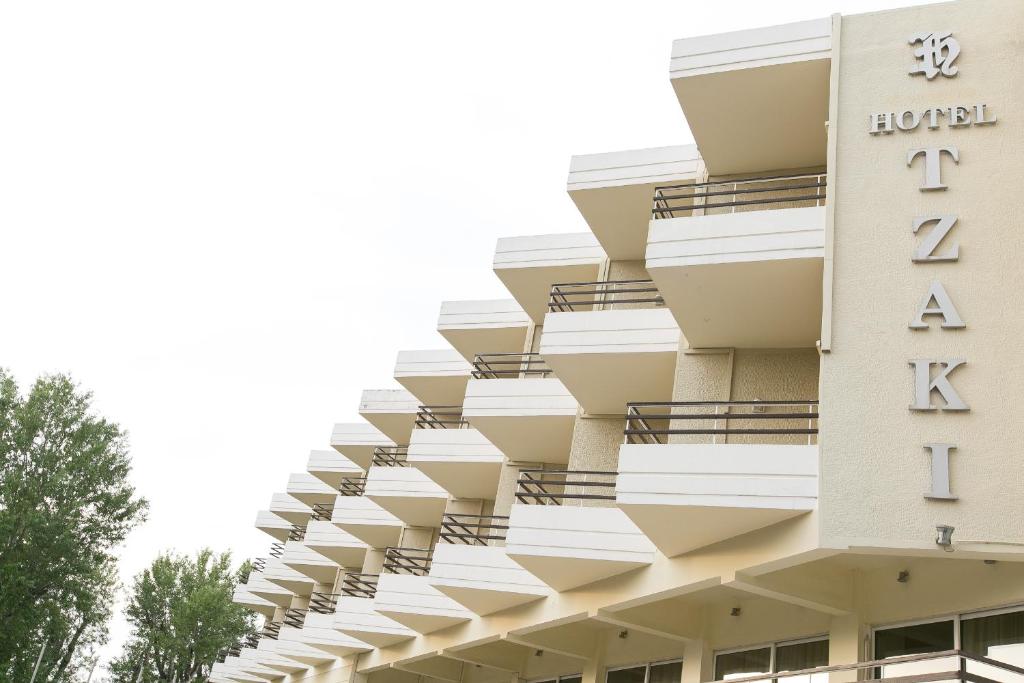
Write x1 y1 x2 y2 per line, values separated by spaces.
439 513 510 545
383 546 433 576
515 469 617 506
652 172 826 220
472 352 552 379
226 642 242 657
337 474 367 496
415 405 468 430
339 572 379 599
310 503 333 521
251 557 266 573
261 621 282 640
624 400 819 445
268 542 284 558
308 591 340 614
371 446 409 467
710 649 1024 683
548 279 664 312
282 607 306 629
287 525 306 542
243 632 260 649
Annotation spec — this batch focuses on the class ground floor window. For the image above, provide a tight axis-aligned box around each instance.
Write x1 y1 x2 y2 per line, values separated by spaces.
532 674 582 683
714 637 828 681
607 659 683 683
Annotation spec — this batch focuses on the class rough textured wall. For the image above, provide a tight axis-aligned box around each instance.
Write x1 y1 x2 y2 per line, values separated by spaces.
361 548 384 574
565 415 623 507
729 348 820 445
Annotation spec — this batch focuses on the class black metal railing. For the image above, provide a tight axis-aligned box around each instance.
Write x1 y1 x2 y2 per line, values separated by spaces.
310 503 333 521
383 547 433 576
287 525 306 542
308 591 340 615
243 632 260 649
371 446 409 467
282 608 307 629
339 572 379 599
515 469 617 506
262 621 282 640
251 557 266 573
472 353 552 379
439 513 510 545
624 400 819 445
548 280 664 312
227 642 242 657
337 474 367 496
652 172 827 220
268 542 285 558
415 405 468 429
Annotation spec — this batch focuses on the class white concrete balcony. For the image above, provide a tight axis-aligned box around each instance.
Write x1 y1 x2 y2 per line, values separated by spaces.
670 18 831 175
268 493 312 527
331 494 404 549
568 145 701 259
492 232 605 323
253 639 308 676
235 649 285 681
331 422 394 471
394 349 472 406
427 540 549 616
232 584 277 618
505 474 656 590
437 299 531 362
262 556 315 596
540 281 680 414
255 510 292 542
407 427 504 500
214 660 266 683
647 192 826 348
244 572 293 608
285 472 338 509
617 400 819 556
306 449 362 489
359 389 420 445
302 520 367 569
272 634 336 667
364 465 450 528
278 611 371 657
333 594 416 647
373 571 474 634
281 540 338 585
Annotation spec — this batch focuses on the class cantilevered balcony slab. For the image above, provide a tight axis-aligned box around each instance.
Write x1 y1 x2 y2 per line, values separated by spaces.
279 612 371 657
493 233 606 323
273 634 337 667
303 520 368 569
331 495 404 549
406 427 503 500
331 422 394 471
505 505 656 591
568 145 700 259
263 557 316 597
463 378 578 464
437 299 531 362
359 389 420 445
334 596 417 647
233 584 277 618
540 308 680 414
616 442 817 556
428 543 549 616
215 661 266 683
286 473 339 509
670 18 831 175
268 494 312 527
307 449 363 489
281 541 338 585
235 650 285 681
254 640 309 675
364 466 450 528
394 349 472 406
245 572 293 608
373 573 474 634
255 510 292 542
647 205 825 348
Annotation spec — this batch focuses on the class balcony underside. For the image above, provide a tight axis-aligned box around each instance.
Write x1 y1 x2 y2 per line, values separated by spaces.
373 574 474 634
255 510 292 542
332 497 404 549
331 423 394 471
303 520 368 569
254 641 309 674
306 450 363 490
282 541 338 584
232 586 278 618
263 558 316 596
437 299 531 363
407 427 504 499
273 635 337 666
334 596 417 647
428 544 549 616
365 466 450 528
245 575 293 608
283 613 371 657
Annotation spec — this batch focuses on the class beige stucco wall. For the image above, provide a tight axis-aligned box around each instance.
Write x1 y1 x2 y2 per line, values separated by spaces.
820 0 1024 550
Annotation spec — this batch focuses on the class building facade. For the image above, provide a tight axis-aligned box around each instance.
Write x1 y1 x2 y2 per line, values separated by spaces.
216 1 1024 682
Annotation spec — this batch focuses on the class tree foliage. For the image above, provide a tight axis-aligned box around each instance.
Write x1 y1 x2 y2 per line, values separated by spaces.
108 550 257 682
0 370 148 682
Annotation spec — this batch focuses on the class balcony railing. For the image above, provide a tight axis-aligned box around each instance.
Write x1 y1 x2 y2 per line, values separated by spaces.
262 621 282 640
439 513 509 545
268 542 285 558
308 591 340 615
652 172 827 220
282 608 307 629
339 572 379 599
415 405 469 430
710 649 1024 683
243 632 260 649
310 503 333 521
287 525 306 542
226 642 242 657
515 469 617 506
548 280 664 313
472 353 552 379
371 446 409 467
337 474 367 496
624 400 819 446
251 557 266 573
383 547 433 576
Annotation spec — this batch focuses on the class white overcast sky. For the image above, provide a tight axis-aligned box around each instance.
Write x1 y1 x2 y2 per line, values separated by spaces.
0 0 931 675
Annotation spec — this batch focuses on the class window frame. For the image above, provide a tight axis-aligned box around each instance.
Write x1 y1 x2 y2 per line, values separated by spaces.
871 603 1024 658
605 658 684 683
713 635 829 679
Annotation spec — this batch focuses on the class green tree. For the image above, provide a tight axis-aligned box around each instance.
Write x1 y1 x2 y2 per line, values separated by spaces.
0 370 148 682
108 550 257 682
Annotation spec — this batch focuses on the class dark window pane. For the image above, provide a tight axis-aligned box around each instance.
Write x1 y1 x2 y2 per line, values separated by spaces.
962 610 1024 662
649 661 682 683
875 621 954 659
716 648 771 680
561 676 583 683
775 639 829 673
607 666 646 683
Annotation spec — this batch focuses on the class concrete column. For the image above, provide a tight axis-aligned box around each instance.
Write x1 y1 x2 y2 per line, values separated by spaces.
681 640 713 683
581 635 608 683
828 613 868 683
362 548 385 574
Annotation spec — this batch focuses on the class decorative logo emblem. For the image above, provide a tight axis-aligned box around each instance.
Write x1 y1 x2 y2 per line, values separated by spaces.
909 32 960 79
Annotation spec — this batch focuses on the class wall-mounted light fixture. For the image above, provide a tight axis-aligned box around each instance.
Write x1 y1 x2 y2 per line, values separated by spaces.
897 570 910 583
936 525 955 549
618 630 629 639
730 607 741 617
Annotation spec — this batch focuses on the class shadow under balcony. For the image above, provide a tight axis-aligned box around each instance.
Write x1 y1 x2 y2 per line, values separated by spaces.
373 547 475 634
406 409 504 500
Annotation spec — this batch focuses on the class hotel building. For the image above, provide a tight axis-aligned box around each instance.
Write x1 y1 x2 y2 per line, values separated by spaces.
215 1 1024 682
